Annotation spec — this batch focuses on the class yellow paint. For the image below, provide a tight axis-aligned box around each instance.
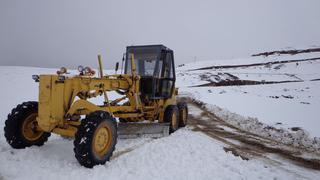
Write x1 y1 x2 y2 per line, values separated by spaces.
22 113 44 141
92 121 112 157
36 57 178 137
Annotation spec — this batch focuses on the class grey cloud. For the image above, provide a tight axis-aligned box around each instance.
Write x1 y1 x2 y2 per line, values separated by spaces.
0 0 319 69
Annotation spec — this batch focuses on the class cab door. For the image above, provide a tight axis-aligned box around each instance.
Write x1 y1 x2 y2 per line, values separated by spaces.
153 50 175 99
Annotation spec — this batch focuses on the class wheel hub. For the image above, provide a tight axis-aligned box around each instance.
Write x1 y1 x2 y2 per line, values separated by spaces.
21 113 43 141
93 124 111 157
172 113 178 128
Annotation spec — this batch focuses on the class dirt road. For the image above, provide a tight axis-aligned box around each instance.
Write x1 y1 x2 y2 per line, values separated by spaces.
187 101 320 173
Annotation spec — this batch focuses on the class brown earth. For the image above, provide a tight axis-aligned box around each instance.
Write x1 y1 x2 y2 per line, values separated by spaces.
187 101 320 171
191 57 320 71
252 48 320 57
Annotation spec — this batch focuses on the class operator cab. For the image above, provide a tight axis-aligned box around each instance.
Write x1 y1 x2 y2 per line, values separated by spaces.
124 45 175 99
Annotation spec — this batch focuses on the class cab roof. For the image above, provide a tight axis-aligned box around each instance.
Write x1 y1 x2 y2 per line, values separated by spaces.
126 44 172 52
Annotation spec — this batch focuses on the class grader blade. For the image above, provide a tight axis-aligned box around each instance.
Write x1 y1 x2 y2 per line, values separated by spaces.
117 123 170 139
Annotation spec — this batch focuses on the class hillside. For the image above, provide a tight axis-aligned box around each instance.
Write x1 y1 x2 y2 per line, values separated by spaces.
0 48 320 179
177 48 320 152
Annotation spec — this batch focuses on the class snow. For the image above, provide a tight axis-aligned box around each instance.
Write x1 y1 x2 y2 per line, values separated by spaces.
177 51 320 152
178 58 320 87
178 51 320 71
183 81 320 138
1 129 319 180
1 58 320 179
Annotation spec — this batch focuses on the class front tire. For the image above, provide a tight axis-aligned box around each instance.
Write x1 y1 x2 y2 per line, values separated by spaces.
4 101 51 149
178 102 188 127
74 111 117 168
164 105 179 133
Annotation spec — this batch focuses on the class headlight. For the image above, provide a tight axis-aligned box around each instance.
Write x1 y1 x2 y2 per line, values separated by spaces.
84 67 91 74
57 67 67 75
78 65 84 72
60 67 67 74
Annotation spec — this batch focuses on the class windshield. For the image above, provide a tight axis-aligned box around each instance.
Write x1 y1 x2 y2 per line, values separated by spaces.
125 49 159 76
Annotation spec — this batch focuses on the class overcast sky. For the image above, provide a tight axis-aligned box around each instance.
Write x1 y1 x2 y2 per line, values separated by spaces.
0 0 319 68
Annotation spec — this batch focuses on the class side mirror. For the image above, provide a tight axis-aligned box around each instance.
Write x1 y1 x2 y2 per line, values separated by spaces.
115 62 119 73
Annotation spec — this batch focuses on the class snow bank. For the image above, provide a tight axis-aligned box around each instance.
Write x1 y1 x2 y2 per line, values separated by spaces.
183 89 320 153
178 51 320 71
177 50 320 153
1 66 319 179
1 129 316 180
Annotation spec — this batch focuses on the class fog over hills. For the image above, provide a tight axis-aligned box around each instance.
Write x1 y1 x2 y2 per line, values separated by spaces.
1 0 320 68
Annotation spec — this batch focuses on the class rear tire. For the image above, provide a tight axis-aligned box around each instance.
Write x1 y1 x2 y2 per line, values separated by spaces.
177 102 188 127
74 111 117 168
4 101 51 149
164 105 179 133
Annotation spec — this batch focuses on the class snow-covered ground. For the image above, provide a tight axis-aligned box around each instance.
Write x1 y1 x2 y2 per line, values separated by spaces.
178 51 320 71
1 49 320 180
177 50 320 152
186 81 320 135
2 128 319 180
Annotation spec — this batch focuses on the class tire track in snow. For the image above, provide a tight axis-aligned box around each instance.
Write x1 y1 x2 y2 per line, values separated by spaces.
187 101 320 172
111 138 154 160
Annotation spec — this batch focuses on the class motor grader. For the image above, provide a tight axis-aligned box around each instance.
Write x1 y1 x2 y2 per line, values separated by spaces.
4 45 188 168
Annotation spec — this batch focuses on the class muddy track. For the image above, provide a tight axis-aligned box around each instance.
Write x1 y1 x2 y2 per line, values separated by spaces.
187 101 320 171
192 79 302 87
252 48 320 57
190 57 320 71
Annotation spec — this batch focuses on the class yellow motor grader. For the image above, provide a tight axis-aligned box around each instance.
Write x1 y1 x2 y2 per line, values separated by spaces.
4 45 188 168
